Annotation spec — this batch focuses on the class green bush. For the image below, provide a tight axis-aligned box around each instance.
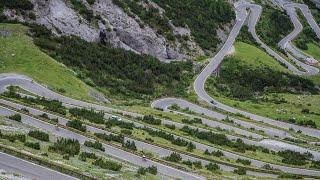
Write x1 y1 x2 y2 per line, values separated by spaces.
48 138 80 156
66 120 86 132
69 108 105 124
164 152 182 162
8 114 21 122
215 56 317 100
234 167 246 175
122 140 137 151
0 0 34 10
92 158 122 171
28 130 49 142
84 140 105 151
205 163 219 171
24 141 40 150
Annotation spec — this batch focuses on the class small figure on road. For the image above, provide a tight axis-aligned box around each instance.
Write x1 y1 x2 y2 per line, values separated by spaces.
142 155 147 162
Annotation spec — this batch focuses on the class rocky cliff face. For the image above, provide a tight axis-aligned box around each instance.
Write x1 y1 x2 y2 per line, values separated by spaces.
2 0 232 61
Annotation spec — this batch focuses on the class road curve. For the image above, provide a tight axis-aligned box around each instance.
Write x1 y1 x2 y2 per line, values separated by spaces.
0 152 77 180
193 2 320 139
3 100 320 178
278 2 320 73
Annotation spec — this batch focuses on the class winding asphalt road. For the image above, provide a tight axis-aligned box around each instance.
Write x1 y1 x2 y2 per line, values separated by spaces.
2 100 320 178
278 2 320 70
192 2 320 139
0 105 205 180
0 1 320 179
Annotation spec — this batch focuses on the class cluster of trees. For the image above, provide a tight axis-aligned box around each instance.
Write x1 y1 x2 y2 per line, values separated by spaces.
204 149 224 157
256 7 293 47
236 158 251 166
28 130 49 142
3 87 67 114
181 118 202 125
182 160 202 169
152 0 235 50
142 127 194 149
66 120 87 132
94 133 124 143
234 167 247 175
92 158 122 171
141 115 161 125
84 140 105 151
69 108 105 124
278 150 313 166
122 140 137 151
180 126 265 153
0 131 26 143
287 118 317 128
24 141 40 150
79 151 97 162
8 114 21 122
205 163 219 171
164 152 182 162
216 57 317 100
105 118 135 129
48 138 80 156
0 0 34 10
295 10 319 50
34 34 193 98
38 113 59 123
137 166 157 175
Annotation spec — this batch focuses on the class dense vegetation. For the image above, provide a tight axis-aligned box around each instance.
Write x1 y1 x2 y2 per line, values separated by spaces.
28 130 49 142
214 56 317 100
256 6 293 47
66 119 87 132
180 126 269 153
33 31 193 99
92 158 122 171
69 108 105 124
151 0 235 51
84 140 105 151
3 87 67 115
0 131 26 143
0 0 34 10
278 150 313 165
112 0 174 41
8 114 21 122
48 138 80 156
24 141 40 150
295 10 319 50
94 133 124 143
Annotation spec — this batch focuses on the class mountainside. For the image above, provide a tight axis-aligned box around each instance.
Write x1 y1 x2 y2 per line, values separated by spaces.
1 0 234 61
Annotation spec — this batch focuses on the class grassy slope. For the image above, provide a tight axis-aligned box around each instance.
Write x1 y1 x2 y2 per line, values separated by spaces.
0 23 92 101
304 43 320 61
206 42 320 126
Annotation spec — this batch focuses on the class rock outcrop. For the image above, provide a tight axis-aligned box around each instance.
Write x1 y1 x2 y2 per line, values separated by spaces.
2 0 235 61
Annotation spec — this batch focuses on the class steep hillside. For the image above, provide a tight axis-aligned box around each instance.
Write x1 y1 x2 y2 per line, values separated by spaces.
1 0 235 61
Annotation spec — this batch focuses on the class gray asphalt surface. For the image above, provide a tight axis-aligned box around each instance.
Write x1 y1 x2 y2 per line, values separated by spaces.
2 101 320 178
0 152 77 180
278 2 320 73
0 106 204 180
192 2 320 139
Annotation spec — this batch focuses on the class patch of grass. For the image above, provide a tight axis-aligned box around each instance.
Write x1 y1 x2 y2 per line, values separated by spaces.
206 42 320 127
233 42 289 72
304 42 320 61
0 23 92 101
